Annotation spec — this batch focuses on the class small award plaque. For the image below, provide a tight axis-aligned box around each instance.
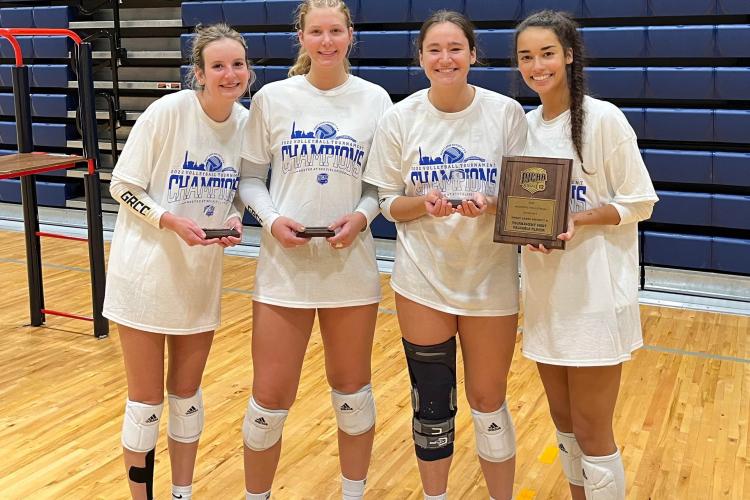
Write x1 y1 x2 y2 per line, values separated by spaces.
493 156 573 250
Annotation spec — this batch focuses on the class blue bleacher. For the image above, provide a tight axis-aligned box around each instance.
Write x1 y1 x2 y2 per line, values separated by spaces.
357 0 408 24
646 25 714 58
475 29 514 60
642 149 712 185
265 0 299 25
32 6 73 28
0 36 32 59
30 64 71 88
0 93 11 115
650 191 711 226
464 0 522 22
713 152 750 188
648 0 716 16
0 93 74 118
265 32 297 59
407 66 429 93
712 194 750 230
32 36 72 59
32 123 75 148
244 32 266 59
715 110 750 144
222 0 266 26
584 0 647 17
358 66 409 95
0 178 82 207
356 31 411 59
0 66 10 87
621 107 645 137
645 67 713 100
410 0 464 22
715 68 750 101
587 67 645 99
582 27 646 59
467 67 516 96
371 214 396 239
182 1 223 26
712 238 750 275
524 0 582 17
716 0 750 14
644 108 713 142
0 6 33 27
263 65 289 84
643 231 712 270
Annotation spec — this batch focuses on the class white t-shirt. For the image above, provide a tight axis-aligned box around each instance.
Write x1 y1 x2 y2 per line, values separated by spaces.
521 96 658 366
241 75 392 308
364 87 527 316
103 90 247 334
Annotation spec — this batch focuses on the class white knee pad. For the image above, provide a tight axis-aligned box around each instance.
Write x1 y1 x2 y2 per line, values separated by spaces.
168 388 204 444
243 397 288 451
556 430 584 486
122 399 164 453
471 400 516 462
331 384 376 436
582 450 626 500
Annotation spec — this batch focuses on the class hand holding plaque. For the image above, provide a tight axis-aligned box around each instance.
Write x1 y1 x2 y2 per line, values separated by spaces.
493 156 573 250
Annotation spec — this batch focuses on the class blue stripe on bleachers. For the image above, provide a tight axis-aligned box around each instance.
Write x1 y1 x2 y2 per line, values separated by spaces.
0 93 74 118
0 36 32 59
0 6 33 27
30 64 71 88
524 0 582 17
356 30 411 59
583 27 645 58
715 110 750 145
182 1 223 26
650 191 712 226
646 25 714 58
643 231 712 270
357 0 409 24
0 178 82 207
244 32 266 59
475 29 514 60
32 36 72 59
648 0 716 16
265 0 299 25
712 195 750 230
584 0 647 17
712 237 750 274
222 0 266 26
265 32 297 59
645 108 713 142
713 152 750 188
32 6 73 28
716 25 750 57
465 0 522 21
410 0 464 22
588 67 645 99
642 149 713 185
358 66 409 95
645 67 714 100
0 121 75 147
715 68 750 101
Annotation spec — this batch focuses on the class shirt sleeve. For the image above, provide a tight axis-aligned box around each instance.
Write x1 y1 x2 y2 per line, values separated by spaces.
110 116 160 190
505 100 528 156
362 109 405 191
240 91 272 165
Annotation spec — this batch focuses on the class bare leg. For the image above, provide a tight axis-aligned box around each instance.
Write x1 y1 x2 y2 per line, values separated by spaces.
395 293 457 497
318 303 378 483
165 331 214 488
458 314 518 500
118 324 165 500
244 301 315 494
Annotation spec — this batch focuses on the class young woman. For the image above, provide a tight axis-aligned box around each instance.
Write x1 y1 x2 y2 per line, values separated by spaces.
102 24 251 500
514 10 658 500
364 10 527 500
236 1 391 498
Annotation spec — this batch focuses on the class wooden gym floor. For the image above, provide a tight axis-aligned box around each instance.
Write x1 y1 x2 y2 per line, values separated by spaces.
0 230 748 499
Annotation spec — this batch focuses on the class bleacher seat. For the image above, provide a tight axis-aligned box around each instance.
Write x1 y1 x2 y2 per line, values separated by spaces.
524 0 582 17
645 67 713 100
357 0 408 24
583 0 647 17
465 0 521 22
0 178 82 207
642 231 711 270
222 0 266 26
648 0 716 16
642 149 712 185
250 65 264 91
355 31 411 59
263 65 289 84
645 108 713 142
0 65 11 87
713 152 750 188
582 27 646 59
407 66 429 93
712 237 750 275
31 94 74 118
0 36 32 59
244 32 266 59
30 64 71 88
475 29 514 60
646 26 714 58
0 120 15 143
410 0 464 22
32 36 72 59
0 7 33 27
716 24 750 58
265 32 297 59
358 66 408 95
714 110 750 144
715 68 750 101
265 0 299 25
621 107 645 137
716 0 750 15
650 191 711 226
370 214 396 239
467 67 515 96
712 194 750 230
182 1 223 26
32 6 73 28
32 123 75 148
587 67 645 99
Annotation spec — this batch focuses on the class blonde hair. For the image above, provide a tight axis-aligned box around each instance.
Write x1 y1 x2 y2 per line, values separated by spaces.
288 0 353 77
187 23 255 91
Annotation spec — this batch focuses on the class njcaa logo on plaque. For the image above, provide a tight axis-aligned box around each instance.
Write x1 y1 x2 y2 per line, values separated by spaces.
520 167 548 194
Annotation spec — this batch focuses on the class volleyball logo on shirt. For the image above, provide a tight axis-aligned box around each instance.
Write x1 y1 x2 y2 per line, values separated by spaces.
280 121 365 178
166 150 239 207
410 144 496 198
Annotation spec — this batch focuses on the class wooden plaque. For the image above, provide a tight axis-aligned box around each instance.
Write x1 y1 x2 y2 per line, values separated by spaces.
493 156 573 250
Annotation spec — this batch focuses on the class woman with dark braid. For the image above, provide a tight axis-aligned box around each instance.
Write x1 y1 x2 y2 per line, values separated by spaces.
514 11 657 500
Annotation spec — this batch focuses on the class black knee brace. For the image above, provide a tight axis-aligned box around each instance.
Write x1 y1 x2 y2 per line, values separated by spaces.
402 337 457 461
128 449 155 500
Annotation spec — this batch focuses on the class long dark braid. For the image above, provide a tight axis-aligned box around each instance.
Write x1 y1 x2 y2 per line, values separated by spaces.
515 11 590 172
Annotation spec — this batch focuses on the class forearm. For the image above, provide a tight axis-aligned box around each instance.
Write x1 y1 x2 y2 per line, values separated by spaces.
109 179 165 228
389 195 428 222
571 204 622 227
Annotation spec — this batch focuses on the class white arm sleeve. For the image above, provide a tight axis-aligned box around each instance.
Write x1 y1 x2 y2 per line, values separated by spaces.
355 182 380 226
238 158 279 234
376 186 404 223
109 177 166 229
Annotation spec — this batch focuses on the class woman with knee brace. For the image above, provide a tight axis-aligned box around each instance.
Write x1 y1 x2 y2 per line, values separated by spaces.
363 10 526 500
514 11 658 500
236 1 391 498
103 24 251 500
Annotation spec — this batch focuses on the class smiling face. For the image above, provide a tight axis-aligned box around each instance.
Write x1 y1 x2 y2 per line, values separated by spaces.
419 21 476 88
298 6 352 71
516 26 573 100
194 37 250 102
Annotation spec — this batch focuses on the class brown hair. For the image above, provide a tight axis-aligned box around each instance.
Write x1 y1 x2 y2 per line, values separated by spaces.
187 23 255 92
288 0 353 77
515 10 587 166
415 10 477 59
